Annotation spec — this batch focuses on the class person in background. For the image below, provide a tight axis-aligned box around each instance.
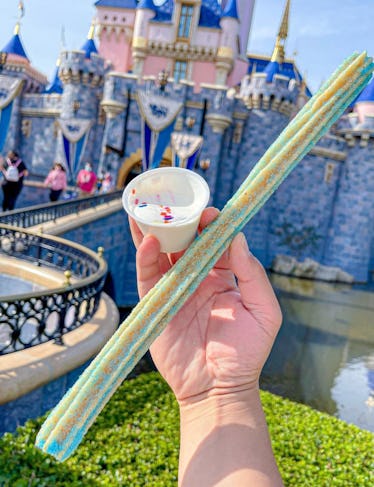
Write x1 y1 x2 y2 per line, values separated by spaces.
76 162 97 196
0 150 28 212
44 162 67 202
101 172 114 193
96 171 104 193
130 207 284 487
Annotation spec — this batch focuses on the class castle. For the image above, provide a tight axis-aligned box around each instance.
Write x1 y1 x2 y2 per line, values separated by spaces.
0 0 373 282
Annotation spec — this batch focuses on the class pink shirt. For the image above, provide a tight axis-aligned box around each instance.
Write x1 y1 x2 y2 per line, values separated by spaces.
44 169 67 191
77 169 97 193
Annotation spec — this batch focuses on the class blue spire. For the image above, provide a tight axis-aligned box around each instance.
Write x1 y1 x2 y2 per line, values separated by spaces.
355 76 374 104
1 23 29 60
137 0 156 10
81 23 98 59
264 61 281 82
44 61 63 94
221 0 239 19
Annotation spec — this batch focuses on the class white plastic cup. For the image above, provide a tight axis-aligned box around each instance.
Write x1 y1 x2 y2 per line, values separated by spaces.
123 167 210 253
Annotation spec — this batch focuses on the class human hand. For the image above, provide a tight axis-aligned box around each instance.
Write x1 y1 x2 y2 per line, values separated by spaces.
130 207 282 406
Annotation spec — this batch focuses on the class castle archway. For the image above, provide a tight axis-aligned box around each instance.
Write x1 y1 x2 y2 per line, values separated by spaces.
116 147 173 188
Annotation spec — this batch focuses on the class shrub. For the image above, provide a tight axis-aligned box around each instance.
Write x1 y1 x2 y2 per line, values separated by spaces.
0 372 372 486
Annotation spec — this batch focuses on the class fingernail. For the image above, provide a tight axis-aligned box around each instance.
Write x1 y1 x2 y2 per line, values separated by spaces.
238 232 252 255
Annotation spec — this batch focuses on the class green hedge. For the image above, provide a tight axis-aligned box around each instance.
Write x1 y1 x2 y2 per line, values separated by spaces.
0 372 373 486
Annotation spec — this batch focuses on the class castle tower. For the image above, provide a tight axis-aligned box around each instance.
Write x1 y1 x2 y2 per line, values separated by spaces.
221 0 256 56
56 22 106 177
0 16 47 155
132 0 156 76
323 83 374 282
95 0 137 73
216 0 240 85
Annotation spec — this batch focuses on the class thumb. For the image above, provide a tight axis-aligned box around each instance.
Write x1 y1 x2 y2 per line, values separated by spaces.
229 233 282 333
136 235 164 298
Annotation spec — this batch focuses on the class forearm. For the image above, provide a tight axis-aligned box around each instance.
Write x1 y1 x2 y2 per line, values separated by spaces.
179 388 284 487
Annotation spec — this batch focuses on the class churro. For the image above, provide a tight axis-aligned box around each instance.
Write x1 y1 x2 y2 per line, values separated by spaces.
36 52 373 461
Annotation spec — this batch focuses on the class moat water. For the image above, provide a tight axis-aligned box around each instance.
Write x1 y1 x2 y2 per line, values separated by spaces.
262 273 374 432
0 274 44 296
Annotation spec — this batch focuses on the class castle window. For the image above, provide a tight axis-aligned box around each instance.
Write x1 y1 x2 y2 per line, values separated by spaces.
174 60 187 83
178 4 194 39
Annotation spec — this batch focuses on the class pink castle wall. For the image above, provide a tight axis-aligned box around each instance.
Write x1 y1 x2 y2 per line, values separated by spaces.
228 58 249 87
355 102 374 123
143 56 169 77
96 7 135 72
191 62 216 89
98 33 132 72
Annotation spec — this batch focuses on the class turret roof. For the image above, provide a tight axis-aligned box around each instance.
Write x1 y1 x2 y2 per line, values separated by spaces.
221 0 239 20
248 55 313 97
355 76 374 103
44 64 63 94
264 61 280 83
1 24 29 60
153 0 222 28
81 23 98 59
81 38 98 58
94 0 137 8
137 0 156 10
94 0 226 28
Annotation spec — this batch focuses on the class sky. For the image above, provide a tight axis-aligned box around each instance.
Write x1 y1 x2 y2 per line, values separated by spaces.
0 0 372 92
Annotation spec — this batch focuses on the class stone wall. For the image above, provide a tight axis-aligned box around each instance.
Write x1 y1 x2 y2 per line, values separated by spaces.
61 209 139 307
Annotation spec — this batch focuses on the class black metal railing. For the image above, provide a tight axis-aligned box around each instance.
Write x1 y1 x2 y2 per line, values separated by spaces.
0 190 123 228
0 225 108 354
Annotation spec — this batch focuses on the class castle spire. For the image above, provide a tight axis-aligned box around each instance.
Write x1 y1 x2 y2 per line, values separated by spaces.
271 0 290 64
81 20 98 59
1 21 29 60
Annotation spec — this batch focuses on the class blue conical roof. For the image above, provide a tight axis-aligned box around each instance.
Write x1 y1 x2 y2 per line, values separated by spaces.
95 0 137 7
1 25 29 60
44 65 63 94
221 0 239 19
81 38 98 58
264 61 280 82
137 0 156 10
355 76 374 104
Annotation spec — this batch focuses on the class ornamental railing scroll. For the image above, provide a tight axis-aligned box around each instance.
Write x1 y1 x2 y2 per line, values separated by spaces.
0 225 108 354
0 190 123 228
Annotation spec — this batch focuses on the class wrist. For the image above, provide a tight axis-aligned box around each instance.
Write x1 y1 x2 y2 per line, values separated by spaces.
179 387 263 431
178 388 283 487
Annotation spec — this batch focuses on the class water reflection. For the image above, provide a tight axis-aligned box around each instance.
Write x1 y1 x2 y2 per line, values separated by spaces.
261 273 374 432
0 274 44 296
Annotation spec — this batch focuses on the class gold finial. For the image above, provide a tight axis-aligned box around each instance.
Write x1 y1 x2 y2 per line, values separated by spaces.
63 270 72 286
278 0 290 40
97 246 104 258
88 20 96 40
270 0 291 64
14 1 24 35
